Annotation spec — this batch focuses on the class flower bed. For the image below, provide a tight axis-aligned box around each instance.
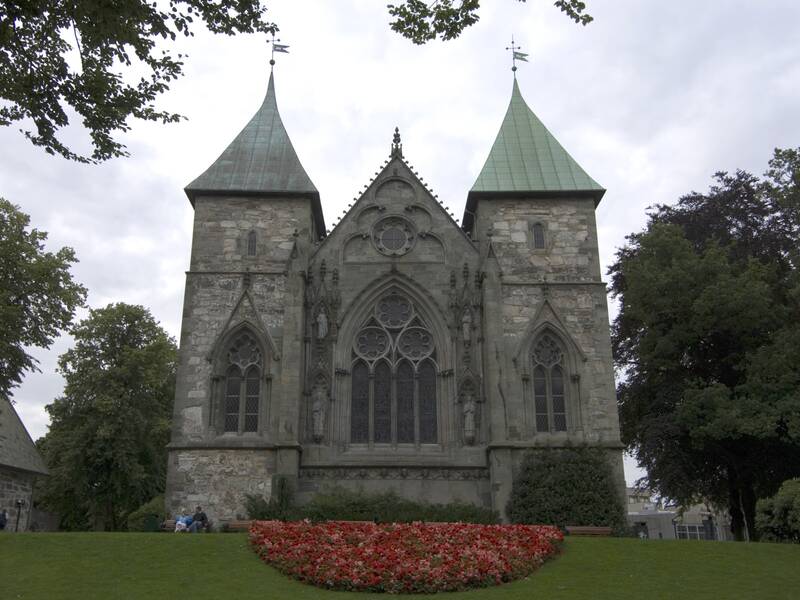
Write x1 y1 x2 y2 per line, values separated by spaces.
249 520 563 593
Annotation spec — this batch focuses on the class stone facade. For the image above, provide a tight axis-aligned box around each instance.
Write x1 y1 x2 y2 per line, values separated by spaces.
0 397 48 532
166 76 624 523
0 466 36 532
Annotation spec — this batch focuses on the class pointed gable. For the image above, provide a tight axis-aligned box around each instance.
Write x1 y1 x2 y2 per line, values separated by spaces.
469 79 604 197
0 398 48 475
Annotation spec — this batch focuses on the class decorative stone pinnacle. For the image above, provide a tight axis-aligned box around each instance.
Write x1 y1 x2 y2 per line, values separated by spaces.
390 126 403 158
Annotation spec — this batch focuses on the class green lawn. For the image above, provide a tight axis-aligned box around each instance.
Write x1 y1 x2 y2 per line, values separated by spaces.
1 533 798 599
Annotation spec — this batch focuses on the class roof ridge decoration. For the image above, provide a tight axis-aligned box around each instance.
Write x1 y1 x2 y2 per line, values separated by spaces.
469 78 604 200
185 72 318 203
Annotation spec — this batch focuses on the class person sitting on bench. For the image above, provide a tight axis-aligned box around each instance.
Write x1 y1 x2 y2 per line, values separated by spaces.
188 506 209 533
174 510 193 532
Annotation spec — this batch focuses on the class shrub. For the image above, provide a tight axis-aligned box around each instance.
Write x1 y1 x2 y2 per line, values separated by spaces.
300 485 498 524
244 475 296 521
756 478 800 543
127 495 165 531
506 447 626 533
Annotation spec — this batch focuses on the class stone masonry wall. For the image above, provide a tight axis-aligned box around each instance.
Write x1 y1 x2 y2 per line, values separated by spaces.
0 466 35 532
166 449 276 522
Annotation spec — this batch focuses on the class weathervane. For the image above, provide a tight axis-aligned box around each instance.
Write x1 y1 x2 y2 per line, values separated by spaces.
506 35 528 74
268 31 290 68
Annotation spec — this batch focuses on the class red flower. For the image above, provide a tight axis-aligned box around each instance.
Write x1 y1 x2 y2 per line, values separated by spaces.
249 520 563 593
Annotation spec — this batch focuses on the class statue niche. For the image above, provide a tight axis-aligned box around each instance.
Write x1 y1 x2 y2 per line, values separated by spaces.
311 384 328 443
458 378 480 446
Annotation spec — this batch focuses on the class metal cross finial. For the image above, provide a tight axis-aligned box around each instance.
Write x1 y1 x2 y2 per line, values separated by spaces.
506 35 528 75
268 30 290 69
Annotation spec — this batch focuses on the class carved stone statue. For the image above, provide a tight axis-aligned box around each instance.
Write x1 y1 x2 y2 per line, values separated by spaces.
461 310 472 346
316 310 329 340
462 391 477 445
311 386 327 442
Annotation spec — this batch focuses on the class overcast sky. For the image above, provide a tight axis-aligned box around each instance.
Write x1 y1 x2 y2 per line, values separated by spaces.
2 1 799 485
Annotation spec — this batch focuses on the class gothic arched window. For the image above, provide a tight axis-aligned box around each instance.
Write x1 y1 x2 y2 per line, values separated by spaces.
247 230 257 256
531 333 567 433
350 293 438 445
222 332 262 433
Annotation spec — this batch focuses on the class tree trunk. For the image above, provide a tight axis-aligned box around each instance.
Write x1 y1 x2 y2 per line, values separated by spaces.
727 468 758 541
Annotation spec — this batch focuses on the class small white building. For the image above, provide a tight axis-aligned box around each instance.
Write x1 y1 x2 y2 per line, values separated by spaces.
626 487 730 541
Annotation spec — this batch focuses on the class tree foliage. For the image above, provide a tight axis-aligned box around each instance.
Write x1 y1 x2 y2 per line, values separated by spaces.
506 447 627 532
0 199 86 400
610 148 800 541
756 478 800 543
2 1 592 162
388 1 592 45
38 303 177 530
0 0 274 162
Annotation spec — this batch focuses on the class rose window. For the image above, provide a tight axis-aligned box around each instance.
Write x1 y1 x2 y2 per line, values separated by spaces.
354 327 390 359
398 327 434 360
372 217 415 257
375 294 413 329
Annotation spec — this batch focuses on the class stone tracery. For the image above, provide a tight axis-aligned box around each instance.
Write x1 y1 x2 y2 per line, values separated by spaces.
349 292 438 445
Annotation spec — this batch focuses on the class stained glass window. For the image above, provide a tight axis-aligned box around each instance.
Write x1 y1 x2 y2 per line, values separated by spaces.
244 366 260 432
418 360 438 444
224 366 241 432
396 361 415 443
351 361 369 443
531 333 568 433
222 332 263 434
533 365 549 432
349 293 439 445
373 362 392 443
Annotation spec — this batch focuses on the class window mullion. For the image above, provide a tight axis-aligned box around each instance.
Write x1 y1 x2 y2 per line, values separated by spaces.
546 368 554 433
368 366 375 448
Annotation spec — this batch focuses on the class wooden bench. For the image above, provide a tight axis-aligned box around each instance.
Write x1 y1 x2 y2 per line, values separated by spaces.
565 526 613 537
225 520 253 532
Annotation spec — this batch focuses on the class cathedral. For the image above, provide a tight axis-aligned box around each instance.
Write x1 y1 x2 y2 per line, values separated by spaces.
165 69 624 522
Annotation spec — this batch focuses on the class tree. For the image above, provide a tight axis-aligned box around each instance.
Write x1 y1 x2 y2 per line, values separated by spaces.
388 1 592 44
0 198 86 400
610 148 800 541
1 0 274 163
1 1 591 163
38 303 177 530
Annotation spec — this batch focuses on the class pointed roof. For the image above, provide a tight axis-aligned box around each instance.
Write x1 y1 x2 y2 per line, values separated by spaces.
0 398 48 475
185 72 324 232
464 79 604 229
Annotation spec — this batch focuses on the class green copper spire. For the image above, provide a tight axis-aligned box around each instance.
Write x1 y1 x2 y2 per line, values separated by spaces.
470 79 604 199
185 72 318 203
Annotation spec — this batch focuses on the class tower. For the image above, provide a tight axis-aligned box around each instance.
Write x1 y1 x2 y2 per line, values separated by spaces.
166 72 323 519
462 78 624 513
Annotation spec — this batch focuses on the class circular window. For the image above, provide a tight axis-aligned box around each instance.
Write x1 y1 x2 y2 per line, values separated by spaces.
397 327 434 360
372 217 415 256
354 327 390 360
375 294 413 329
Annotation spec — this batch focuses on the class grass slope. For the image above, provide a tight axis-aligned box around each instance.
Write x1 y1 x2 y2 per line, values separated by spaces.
1 533 798 599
